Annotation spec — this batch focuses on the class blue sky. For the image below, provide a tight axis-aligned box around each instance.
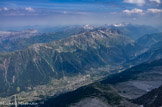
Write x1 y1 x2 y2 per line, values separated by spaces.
0 0 162 27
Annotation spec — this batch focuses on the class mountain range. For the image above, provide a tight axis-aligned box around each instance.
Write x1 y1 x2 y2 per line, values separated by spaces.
0 24 159 52
0 25 162 107
0 28 140 97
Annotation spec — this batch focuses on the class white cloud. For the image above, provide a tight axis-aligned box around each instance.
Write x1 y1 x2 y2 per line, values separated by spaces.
149 0 161 3
123 0 145 6
25 7 35 12
123 8 143 14
147 8 162 13
63 11 68 14
3 7 9 11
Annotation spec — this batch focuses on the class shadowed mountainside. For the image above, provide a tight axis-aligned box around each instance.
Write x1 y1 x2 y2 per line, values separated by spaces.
132 85 162 107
